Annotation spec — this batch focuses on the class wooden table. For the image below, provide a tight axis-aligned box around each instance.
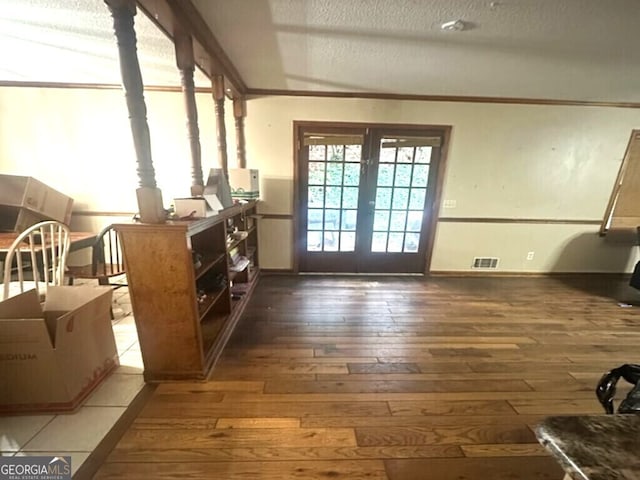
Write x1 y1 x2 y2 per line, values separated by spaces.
0 231 96 253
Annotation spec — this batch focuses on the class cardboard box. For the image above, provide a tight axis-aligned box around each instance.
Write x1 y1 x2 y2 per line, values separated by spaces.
0 206 53 234
0 286 118 414
228 168 259 200
0 175 73 232
174 195 222 218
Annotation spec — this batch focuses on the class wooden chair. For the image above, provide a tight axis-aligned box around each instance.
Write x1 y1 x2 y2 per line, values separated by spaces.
2 220 71 301
67 224 126 288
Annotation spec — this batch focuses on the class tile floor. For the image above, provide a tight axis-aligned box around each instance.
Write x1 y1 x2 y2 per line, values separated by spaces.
0 282 143 476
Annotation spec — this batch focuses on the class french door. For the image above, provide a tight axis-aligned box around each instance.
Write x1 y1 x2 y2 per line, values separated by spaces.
296 123 448 273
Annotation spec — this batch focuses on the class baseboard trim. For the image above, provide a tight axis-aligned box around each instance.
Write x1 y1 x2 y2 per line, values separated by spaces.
261 269 632 278
438 217 601 225
260 268 295 274
430 271 632 278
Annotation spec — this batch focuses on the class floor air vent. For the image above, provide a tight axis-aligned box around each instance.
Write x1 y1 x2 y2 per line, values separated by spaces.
472 257 499 269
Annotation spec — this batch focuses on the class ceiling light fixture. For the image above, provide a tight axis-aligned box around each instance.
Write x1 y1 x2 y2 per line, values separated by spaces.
441 20 466 32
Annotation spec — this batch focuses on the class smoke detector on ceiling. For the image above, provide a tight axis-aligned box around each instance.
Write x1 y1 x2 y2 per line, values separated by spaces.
441 20 466 32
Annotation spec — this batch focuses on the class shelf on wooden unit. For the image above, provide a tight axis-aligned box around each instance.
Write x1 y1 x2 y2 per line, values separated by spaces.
197 286 229 320
201 312 227 353
194 253 227 280
226 236 245 251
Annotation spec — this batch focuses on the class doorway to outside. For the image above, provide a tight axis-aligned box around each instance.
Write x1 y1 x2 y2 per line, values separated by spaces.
295 122 450 274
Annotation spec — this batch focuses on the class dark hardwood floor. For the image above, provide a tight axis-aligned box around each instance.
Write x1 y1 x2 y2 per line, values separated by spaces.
94 274 640 479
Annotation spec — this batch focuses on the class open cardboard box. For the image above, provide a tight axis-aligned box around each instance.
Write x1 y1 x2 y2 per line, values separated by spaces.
0 174 74 232
173 195 222 218
0 286 119 414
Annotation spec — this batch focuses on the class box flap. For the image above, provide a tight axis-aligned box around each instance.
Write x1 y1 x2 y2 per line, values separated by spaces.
44 286 111 312
204 168 234 208
203 194 223 212
44 287 111 350
174 197 218 218
43 311 66 348
0 289 43 319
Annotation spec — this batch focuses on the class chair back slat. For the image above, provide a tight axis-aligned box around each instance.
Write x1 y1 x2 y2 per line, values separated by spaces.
28 231 40 289
42 225 52 286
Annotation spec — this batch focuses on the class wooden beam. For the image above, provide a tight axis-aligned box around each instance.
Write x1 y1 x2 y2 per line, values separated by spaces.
174 26 204 196
136 0 246 97
233 97 247 169
174 22 195 69
105 0 165 223
213 75 229 175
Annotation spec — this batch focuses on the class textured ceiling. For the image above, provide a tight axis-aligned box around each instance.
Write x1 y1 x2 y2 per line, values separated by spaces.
0 0 209 87
192 0 640 102
1 0 639 102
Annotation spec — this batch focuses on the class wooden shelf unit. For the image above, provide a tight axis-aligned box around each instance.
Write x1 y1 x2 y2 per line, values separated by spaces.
115 200 259 382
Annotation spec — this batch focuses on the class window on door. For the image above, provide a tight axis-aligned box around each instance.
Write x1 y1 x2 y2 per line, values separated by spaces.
372 136 433 254
305 134 364 253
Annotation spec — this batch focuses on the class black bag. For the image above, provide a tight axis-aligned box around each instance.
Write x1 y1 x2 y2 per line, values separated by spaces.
596 364 640 414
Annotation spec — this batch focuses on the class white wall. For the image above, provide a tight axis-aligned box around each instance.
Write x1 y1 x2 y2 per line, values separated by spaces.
242 96 640 272
0 86 238 226
1 87 639 273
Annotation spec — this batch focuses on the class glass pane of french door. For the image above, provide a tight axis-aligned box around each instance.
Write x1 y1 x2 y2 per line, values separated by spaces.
305 134 364 253
371 136 432 254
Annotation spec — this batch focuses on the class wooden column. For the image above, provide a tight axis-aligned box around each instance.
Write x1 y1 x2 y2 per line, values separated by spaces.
233 97 247 169
212 75 229 176
105 0 164 223
174 28 204 196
